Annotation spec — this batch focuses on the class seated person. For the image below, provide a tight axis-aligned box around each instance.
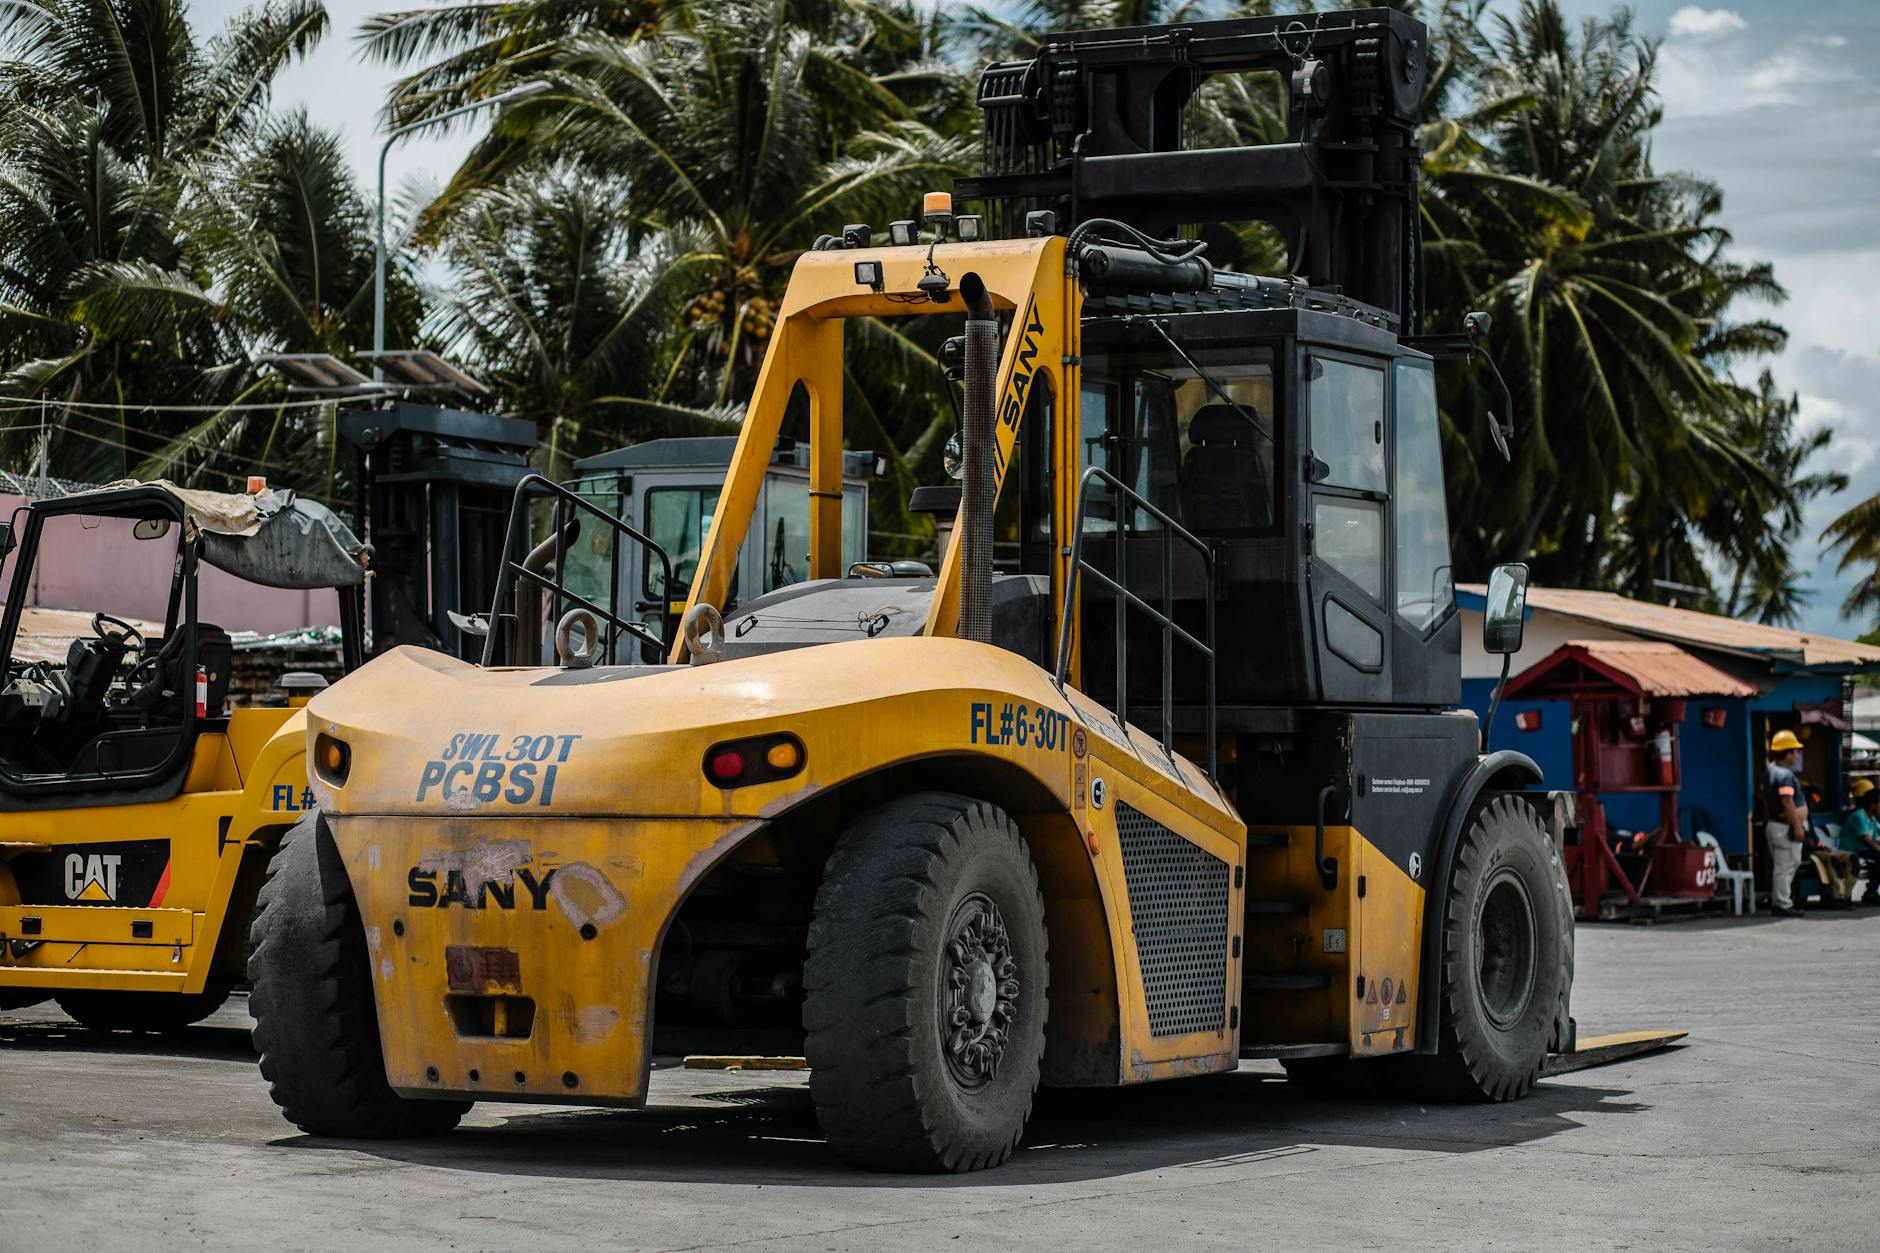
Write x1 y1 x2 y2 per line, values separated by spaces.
1807 844 1860 908
1836 779 1880 906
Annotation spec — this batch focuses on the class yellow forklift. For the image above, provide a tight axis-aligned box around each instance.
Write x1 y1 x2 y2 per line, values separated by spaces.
0 481 366 1029
249 9 1594 1167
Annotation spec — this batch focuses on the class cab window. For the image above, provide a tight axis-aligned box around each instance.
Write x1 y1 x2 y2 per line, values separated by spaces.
1081 346 1278 533
761 484 810 592
644 487 719 599
1309 357 1385 491
561 476 621 613
1392 360 1453 632
1308 355 1387 602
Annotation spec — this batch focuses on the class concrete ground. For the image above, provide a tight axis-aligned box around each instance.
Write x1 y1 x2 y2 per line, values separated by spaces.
3 911 1878 1251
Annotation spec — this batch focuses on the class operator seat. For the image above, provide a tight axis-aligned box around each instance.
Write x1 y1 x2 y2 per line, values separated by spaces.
130 624 233 716
62 634 127 722
1179 404 1271 530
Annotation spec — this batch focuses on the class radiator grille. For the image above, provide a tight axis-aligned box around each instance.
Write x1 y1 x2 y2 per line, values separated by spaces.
1114 801 1230 1037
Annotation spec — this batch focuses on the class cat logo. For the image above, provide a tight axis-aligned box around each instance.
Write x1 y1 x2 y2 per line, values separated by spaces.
64 853 123 902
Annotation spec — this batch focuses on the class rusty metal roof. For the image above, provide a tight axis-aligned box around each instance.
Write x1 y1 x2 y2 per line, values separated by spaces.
1506 640 1759 700
1459 584 1880 672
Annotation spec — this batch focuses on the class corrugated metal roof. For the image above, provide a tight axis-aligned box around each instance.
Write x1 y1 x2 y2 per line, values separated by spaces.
1573 640 1756 697
1459 583 1880 671
1505 640 1759 700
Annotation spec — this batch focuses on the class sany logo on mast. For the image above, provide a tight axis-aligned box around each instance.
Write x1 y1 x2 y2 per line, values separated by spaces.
992 294 1046 478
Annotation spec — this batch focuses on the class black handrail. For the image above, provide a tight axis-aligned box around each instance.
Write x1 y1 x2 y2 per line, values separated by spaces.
481 473 675 667
1052 464 1217 782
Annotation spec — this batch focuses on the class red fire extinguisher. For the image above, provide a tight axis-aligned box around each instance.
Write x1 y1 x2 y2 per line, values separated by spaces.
195 665 209 719
1652 726 1675 787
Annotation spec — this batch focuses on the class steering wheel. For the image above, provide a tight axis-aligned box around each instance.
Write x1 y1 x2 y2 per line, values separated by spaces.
92 612 144 654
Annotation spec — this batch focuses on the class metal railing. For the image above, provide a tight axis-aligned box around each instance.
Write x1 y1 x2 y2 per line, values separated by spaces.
1052 465 1217 781
481 473 674 667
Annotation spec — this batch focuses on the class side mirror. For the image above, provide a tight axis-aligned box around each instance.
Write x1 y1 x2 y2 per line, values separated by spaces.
133 518 173 541
0 521 13 561
1483 562 1529 655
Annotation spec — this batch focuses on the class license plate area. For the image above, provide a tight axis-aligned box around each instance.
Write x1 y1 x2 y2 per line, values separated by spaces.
445 944 522 993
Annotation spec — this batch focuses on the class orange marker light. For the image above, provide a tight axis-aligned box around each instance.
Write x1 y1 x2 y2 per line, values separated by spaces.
314 733 350 785
922 191 953 221
702 733 805 789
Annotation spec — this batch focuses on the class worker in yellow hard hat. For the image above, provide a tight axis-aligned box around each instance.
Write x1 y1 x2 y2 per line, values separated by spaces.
1764 730 1809 916
1837 778 1880 906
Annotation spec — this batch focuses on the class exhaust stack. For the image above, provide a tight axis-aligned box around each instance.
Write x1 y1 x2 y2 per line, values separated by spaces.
958 273 997 644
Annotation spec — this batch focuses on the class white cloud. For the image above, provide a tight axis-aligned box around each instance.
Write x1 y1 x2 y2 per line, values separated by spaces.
1668 7 1748 39
1793 392 1877 475
1748 253 1880 360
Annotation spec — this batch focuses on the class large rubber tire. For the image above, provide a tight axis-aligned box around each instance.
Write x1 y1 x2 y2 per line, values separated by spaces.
1391 793 1573 1102
247 812 469 1137
803 792 1048 1173
55 987 230 1033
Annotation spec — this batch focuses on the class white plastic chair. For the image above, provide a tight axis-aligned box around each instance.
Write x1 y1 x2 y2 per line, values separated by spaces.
1695 830 1754 916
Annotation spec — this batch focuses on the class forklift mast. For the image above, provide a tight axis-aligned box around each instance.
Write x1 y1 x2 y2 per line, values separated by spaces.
960 7 1427 329
338 402 538 662
952 8 1456 725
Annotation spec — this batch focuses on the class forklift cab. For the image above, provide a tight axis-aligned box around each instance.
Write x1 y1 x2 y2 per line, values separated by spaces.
559 437 873 660
1054 304 1458 719
0 483 365 807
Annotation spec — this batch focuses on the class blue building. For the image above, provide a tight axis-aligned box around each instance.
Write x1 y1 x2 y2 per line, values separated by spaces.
1456 585 1880 858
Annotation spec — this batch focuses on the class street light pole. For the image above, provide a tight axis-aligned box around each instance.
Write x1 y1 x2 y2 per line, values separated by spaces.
373 81 551 380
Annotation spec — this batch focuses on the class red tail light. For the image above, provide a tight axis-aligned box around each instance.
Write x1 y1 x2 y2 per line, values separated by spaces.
702 734 805 788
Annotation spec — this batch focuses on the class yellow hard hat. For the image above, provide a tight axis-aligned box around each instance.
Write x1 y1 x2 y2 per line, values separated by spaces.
1854 779 1877 800
1769 729 1804 753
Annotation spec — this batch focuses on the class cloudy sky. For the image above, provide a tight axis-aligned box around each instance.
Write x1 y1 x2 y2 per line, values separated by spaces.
187 0 1880 640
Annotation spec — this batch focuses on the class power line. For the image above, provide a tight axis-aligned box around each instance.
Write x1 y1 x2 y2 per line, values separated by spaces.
0 406 334 480
0 395 349 414
27 423 269 489
14 420 337 493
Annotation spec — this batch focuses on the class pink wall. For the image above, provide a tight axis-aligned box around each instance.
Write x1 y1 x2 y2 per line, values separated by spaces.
0 493 341 635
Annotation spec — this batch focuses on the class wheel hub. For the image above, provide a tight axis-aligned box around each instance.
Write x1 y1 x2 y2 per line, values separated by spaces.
1475 867 1538 1030
942 893 1019 1089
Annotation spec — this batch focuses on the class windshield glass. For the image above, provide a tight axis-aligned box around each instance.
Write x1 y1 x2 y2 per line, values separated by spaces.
0 504 194 786
1080 345 1278 533
644 486 720 600
561 477 622 614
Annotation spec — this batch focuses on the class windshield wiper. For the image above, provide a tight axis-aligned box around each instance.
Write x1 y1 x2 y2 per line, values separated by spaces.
1132 317 1276 449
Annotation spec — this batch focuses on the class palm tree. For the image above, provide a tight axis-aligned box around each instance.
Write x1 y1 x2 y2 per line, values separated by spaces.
370 0 959 236
1700 373 1844 625
1823 492 1880 633
0 0 341 487
159 108 426 494
428 170 734 479
485 2 968 414
1419 1 1786 598
189 109 415 360
0 91 231 480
